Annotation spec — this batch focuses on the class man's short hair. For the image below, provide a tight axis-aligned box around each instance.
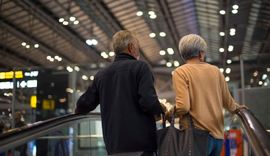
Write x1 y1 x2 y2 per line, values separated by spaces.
112 30 137 54
178 34 207 60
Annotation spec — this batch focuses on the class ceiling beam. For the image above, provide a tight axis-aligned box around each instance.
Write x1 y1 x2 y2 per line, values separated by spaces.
0 20 73 65
18 0 106 63
74 0 153 66
153 0 186 65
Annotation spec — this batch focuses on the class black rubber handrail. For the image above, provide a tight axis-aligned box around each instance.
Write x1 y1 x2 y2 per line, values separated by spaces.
0 113 101 153
233 109 270 156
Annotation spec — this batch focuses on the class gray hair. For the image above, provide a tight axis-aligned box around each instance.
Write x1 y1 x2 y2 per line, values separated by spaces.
178 34 207 60
112 30 138 54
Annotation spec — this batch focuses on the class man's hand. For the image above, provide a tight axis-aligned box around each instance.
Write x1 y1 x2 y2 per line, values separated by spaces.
164 112 171 123
161 103 167 113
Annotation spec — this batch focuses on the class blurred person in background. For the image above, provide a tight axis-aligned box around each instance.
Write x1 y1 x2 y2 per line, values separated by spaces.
76 30 166 156
165 34 248 156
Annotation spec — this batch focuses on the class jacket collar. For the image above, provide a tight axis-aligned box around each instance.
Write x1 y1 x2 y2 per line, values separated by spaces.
114 53 137 62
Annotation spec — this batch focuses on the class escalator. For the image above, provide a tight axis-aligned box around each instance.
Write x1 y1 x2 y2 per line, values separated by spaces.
0 113 105 156
0 110 269 156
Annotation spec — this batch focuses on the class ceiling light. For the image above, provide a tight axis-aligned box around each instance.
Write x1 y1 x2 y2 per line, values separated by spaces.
230 28 236 32
171 71 174 75
57 57 62 61
22 42 26 46
267 68 270 72
82 75 88 81
50 58 54 62
159 50 166 55
86 39 93 45
92 39 98 45
150 14 157 19
219 10 226 15
226 68 231 74
90 76 94 80
159 32 166 37
219 32 225 36
230 31 236 36
136 11 143 16
54 56 59 60
59 18 64 23
225 76 230 82
219 48 224 52
232 5 239 10
259 81 263 85
166 62 172 67
174 61 180 67
232 9 238 14
74 66 79 72
34 44 39 48
63 21 68 25
103 55 108 59
69 16 76 21
148 11 155 15
26 45 30 49
149 33 156 38
167 48 174 55
262 74 267 80
228 45 234 52
264 82 268 86
109 51 115 56
227 59 232 64
47 56 51 60
66 66 73 72
220 68 224 73
101 52 107 57
74 20 79 25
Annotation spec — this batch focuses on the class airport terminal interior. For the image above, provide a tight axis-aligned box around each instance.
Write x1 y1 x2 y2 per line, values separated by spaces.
0 0 270 155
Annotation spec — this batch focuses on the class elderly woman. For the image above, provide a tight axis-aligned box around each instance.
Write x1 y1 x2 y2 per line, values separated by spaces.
165 34 247 156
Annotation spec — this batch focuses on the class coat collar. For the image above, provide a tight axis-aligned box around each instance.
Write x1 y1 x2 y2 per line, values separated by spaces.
114 53 137 62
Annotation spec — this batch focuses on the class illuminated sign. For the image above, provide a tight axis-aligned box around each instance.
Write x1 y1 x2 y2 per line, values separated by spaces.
25 71 38 77
31 95 37 108
0 80 37 89
42 99 55 110
0 71 24 79
0 71 39 80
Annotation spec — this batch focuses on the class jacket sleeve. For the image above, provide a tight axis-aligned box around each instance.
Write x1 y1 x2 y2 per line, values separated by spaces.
219 71 238 114
76 80 100 115
137 63 163 115
167 69 190 119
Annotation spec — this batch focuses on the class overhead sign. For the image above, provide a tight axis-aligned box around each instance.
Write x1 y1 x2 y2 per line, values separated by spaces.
0 80 37 89
0 70 39 80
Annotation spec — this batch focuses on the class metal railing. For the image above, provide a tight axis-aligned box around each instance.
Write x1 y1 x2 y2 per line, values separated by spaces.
233 109 270 156
0 113 101 153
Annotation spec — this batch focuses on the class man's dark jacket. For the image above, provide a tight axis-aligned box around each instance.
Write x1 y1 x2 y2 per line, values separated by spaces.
77 53 163 155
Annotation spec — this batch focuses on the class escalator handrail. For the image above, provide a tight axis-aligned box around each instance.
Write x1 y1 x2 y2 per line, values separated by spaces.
0 113 101 153
235 109 270 156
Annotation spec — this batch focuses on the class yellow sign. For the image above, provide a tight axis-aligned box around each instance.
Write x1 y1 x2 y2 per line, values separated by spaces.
0 71 23 79
30 95 37 108
42 99 55 110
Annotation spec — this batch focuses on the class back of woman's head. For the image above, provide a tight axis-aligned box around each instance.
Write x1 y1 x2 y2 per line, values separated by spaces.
178 34 207 60
112 30 137 54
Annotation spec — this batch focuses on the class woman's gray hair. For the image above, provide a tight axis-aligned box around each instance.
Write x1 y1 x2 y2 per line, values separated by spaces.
178 34 207 60
112 30 138 54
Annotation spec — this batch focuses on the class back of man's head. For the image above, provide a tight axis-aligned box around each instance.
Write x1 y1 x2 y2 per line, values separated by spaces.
112 30 137 54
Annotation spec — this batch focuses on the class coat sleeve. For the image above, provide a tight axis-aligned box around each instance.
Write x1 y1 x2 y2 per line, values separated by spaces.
137 63 163 115
76 80 100 115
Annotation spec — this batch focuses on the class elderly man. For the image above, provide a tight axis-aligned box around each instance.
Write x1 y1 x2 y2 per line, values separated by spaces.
165 34 247 156
76 30 166 156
